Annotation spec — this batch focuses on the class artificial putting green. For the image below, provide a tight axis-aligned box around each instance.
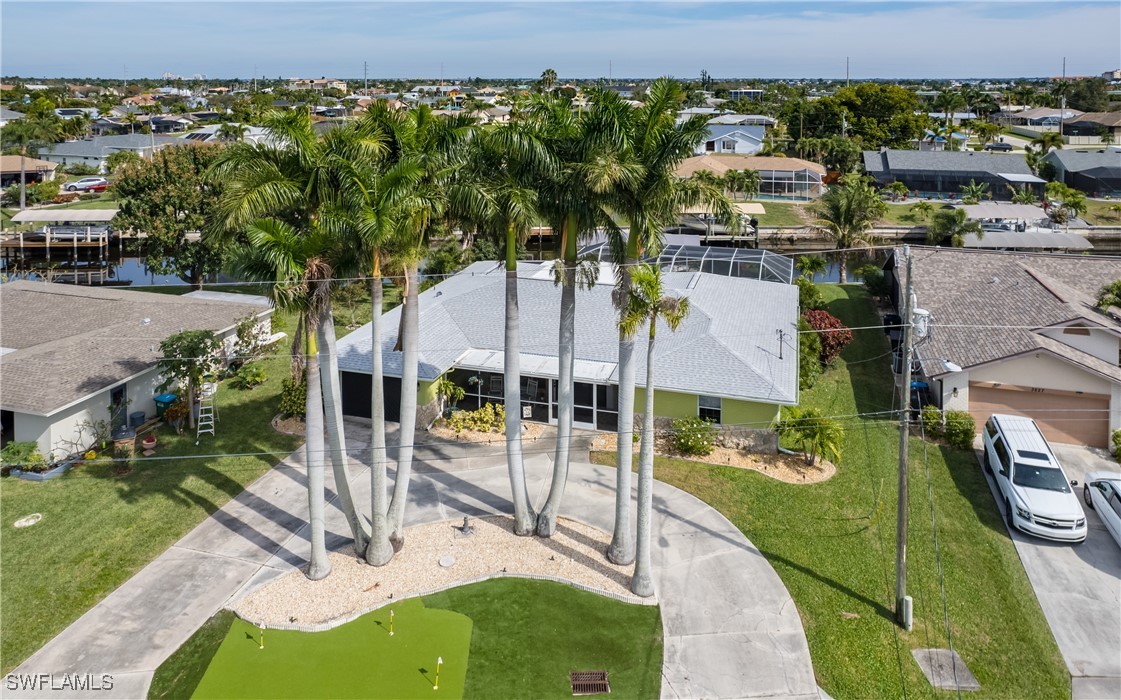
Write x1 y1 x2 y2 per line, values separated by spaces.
191 598 471 699
153 579 663 699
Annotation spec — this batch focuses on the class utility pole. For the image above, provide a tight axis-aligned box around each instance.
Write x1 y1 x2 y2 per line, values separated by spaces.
895 245 915 631
846 57 850 87
364 61 368 95
253 64 257 93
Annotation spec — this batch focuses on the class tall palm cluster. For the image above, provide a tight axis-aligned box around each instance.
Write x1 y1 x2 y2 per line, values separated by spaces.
208 77 732 596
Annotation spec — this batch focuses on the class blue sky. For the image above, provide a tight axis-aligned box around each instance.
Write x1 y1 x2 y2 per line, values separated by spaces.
2 2 1118 80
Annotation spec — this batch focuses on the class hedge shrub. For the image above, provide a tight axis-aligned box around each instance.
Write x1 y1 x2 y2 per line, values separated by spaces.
943 410 976 450
278 378 307 418
798 317 822 390
672 417 716 456
802 309 854 365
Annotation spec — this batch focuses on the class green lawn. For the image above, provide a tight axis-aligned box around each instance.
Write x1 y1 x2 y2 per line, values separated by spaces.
43 197 119 210
594 284 1068 699
1083 198 1121 225
0 309 302 674
754 201 810 228
152 579 663 700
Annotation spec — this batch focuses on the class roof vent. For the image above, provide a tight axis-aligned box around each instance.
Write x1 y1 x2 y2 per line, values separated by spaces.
990 276 999 284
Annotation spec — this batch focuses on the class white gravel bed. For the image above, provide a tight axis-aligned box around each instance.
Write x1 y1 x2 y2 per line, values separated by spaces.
232 516 646 628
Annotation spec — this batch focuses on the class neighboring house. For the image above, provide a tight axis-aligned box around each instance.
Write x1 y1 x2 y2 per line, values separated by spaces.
1043 147 1121 197
288 77 348 92
1011 107 1083 127
887 248 1121 448
54 107 100 120
38 134 182 173
926 111 977 125
863 149 1045 199
706 114 776 127
0 155 58 188
334 257 799 431
602 85 635 99
181 123 271 144
0 282 272 460
145 114 196 133
1063 112 1121 140
728 88 764 101
676 153 826 198
0 106 25 126
471 106 512 124
696 125 766 155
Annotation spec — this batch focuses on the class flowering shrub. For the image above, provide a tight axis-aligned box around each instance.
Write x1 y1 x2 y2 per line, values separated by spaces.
802 310 853 365
448 403 506 434
672 417 716 456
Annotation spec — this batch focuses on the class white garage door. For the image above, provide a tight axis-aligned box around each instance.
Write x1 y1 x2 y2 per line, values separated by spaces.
968 383 1110 448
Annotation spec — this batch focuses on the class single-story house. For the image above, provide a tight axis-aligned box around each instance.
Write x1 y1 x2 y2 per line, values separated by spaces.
0 282 273 460
886 248 1121 448
926 111 978 125
181 123 272 144
676 153 826 198
0 106 25 126
1043 147 1121 197
706 114 776 128
0 155 58 188
1010 107 1083 127
696 125 766 155
38 134 182 174
54 107 100 120
728 89 764 102
863 149 1045 199
1062 112 1121 140
334 256 799 431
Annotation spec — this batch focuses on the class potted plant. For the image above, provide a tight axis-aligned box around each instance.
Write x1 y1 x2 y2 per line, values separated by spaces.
164 399 189 434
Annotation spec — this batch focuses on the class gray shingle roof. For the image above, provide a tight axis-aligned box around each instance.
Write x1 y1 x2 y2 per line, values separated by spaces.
863 149 1034 176
0 282 270 415
336 260 799 404
41 134 181 159
1043 147 1121 174
908 249 1121 382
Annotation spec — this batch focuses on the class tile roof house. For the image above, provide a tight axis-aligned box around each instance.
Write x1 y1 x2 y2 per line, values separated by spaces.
0 282 272 459
863 149 1045 199
334 259 798 430
1043 147 1121 196
888 248 1121 447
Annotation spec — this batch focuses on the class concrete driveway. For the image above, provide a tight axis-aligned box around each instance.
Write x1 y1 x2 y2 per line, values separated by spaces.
7 422 818 700
978 443 1121 700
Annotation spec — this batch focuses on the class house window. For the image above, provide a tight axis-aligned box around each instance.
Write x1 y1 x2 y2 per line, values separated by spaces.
698 395 722 424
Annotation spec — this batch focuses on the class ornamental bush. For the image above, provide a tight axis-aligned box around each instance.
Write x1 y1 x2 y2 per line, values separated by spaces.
0 441 49 472
795 277 824 312
798 317 822 390
943 410 976 451
802 309 854 365
231 363 266 390
448 402 506 434
672 417 716 456
920 405 944 436
278 378 307 418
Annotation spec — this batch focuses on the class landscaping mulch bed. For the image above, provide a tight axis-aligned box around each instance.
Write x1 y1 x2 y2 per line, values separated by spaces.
591 432 835 484
429 421 548 445
271 414 306 436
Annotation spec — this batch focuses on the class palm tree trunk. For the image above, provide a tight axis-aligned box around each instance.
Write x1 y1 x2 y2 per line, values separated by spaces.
504 223 536 535
608 258 636 565
366 264 393 565
388 259 420 549
318 302 370 554
537 212 578 537
632 318 657 597
19 151 27 211
837 249 849 284
304 325 332 580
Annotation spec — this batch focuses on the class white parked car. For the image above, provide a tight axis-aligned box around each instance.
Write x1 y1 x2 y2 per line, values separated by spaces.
65 177 109 192
982 414 1087 543
1083 472 1121 549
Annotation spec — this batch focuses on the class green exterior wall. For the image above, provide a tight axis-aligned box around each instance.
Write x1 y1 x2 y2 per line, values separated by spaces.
418 380 439 406
634 387 781 428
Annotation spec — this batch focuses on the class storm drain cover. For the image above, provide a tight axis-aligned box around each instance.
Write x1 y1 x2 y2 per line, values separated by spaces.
570 671 610 695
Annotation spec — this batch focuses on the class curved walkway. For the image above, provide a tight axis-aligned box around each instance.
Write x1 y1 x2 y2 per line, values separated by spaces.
8 429 817 699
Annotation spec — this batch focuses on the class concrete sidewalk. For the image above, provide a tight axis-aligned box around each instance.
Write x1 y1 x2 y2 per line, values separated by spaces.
9 424 817 699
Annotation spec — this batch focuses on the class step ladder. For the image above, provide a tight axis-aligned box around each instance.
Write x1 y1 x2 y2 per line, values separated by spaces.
195 377 218 444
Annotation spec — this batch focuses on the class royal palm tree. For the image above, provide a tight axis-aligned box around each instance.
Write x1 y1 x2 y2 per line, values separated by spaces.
525 90 640 538
229 221 336 580
933 91 966 128
210 109 385 557
926 208 983 247
619 263 689 597
359 103 477 549
602 76 732 563
1 116 59 210
540 68 558 92
1030 131 1063 153
812 176 886 283
453 122 554 536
